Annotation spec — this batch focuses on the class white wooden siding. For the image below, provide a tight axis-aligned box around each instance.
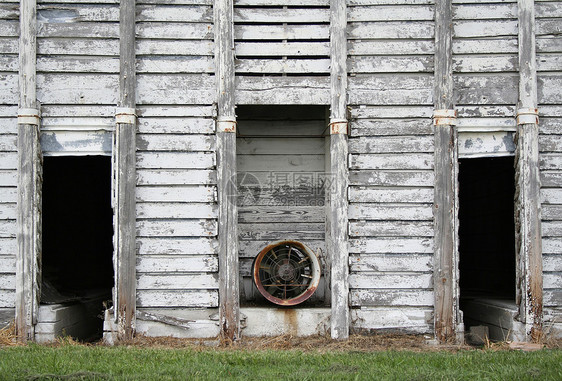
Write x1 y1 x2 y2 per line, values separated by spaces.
537 0 562 330
134 0 218 310
347 0 435 333
452 0 518 129
0 1 18 308
233 0 330 104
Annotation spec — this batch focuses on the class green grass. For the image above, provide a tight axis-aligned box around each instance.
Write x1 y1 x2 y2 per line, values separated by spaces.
0 345 560 380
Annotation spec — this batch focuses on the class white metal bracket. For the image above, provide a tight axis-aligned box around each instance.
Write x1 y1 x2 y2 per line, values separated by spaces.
115 108 137 125
516 108 539 125
433 109 457 126
17 108 40 125
330 119 348 135
217 118 236 133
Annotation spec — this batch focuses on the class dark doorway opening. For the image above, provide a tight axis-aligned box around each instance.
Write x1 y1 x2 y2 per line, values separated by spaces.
41 156 113 341
458 156 517 341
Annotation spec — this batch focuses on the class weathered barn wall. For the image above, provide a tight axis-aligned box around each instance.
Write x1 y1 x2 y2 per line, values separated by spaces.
347 0 435 333
537 0 562 337
0 0 18 311
133 0 219 337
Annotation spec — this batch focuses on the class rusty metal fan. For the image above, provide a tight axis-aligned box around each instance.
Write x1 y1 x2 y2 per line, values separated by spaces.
252 240 321 306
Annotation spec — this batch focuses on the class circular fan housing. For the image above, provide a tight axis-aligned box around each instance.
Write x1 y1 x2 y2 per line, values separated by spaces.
252 240 321 306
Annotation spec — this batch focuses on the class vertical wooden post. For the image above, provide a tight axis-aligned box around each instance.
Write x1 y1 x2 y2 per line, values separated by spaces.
115 0 137 340
16 0 41 342
433 0 460 343
329 0 349 340
215 0 239 341
516 0 543 342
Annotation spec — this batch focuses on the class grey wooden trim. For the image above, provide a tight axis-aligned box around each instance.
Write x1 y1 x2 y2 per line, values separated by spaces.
215 0 239 341
115 0 137 340
16 0 40 342
329 132 349 340
433 0 460 344
516 0 543 342
329 0 349 340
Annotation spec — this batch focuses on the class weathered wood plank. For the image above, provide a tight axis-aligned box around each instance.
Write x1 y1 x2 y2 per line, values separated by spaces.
136 23 212 39
349 272 433 289
0 290 15 308
137 105 215 118
137 290 218 308
235 42 330 56
36 74 118 104
138 117 214 134
136 40 213 55
349 40 434 55
234 25 328 40
137 57 214 74
38 38 119 55
350 119 433 136
137 5 212 22
137 274 218 290
136 203 217 219
136 74 215 105
238 240 325 257
349 136 434 153
544 273 562 290
348 5 434 21
0 238 16 255
348 22 434 39
453 3 517 19
137 134 214 152
0 255 16 273
136 186 215 203
348 204 433 221
37 22 119 38
453 55 517 73
541 189 562 205
349 56 433 73
453 20 517 38
349 170 434 187
457 131 516 158
352 307 432 333
350 254 433 272
238 206 324 223
136 219 217 237
0 220 16 238
234 8 329 23
349 238 433 254
452 38 517 54
454 74 518 105
136 169 215 185
350 106 433 119
349 221 434 237
137 255 218 273
137 237 217 255
544 255 562 272
348 187 434 203
236 59 329 74
237 155 324 172
237 137 325 155
351 289 434 307
538 76 562 104
136 152 215 169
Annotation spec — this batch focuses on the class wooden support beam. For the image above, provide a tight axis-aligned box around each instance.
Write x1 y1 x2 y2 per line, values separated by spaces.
16 0 40 342
329 0 349 340
433 0 460 344
516 0 543 342
115 0 137 341
215 0 239 341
